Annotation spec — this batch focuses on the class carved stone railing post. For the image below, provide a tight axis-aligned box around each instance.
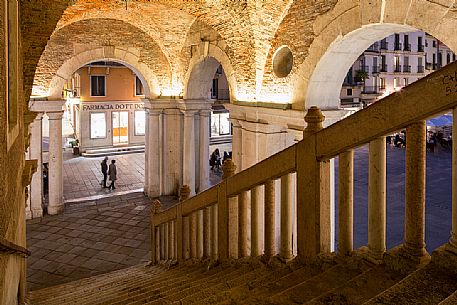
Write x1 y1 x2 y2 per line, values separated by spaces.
179 186 191 260
297 106 331 260
251 185 264 257
264 179 276 258
338 150 354 256
280 173 293 261
218 159 236 260
368 137 387 262
150 199 162 263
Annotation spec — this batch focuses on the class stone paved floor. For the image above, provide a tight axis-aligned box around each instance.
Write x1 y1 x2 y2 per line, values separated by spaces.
27 192 178 291
62 151 145 201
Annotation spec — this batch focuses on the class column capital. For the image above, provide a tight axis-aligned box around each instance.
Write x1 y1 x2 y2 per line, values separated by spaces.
47 111 64 120
199 109 212 117
29 99 65 113
146 108 162 116
182 109 198 117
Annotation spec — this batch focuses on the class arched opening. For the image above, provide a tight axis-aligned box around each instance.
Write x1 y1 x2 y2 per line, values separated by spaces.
309 24 456 255
185 55 233 186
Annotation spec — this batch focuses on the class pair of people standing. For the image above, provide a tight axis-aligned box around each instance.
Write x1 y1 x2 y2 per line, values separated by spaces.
101 157 117 190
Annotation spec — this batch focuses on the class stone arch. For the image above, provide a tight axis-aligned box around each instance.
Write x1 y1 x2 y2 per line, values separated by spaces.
183 43 237 100
291 0 457 110
44 46 160 100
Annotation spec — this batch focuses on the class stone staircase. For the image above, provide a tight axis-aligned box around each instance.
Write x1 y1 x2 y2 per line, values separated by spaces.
27 256 457 305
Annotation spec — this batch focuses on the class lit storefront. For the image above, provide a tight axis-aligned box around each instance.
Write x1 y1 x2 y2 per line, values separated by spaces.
66 61 146 152
78 101 145 151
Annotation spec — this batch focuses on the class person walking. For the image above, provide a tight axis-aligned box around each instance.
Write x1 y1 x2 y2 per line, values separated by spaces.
100 157 108 188
108 159 117 190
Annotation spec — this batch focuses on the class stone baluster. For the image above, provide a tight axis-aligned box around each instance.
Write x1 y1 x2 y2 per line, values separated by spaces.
297 106 330 260
197 210 204 258
190 212 197 258
251 185 264 257
403 121 429 262
150 199 161 263
264 179 276 257
239 190 250 257
338 150 354 255
203 207 211 258
169 220 175 260
180 186 191 260
218 159 236 260
164 222 169 260
211 204 218 260
280 174 293 260
449 108 457 254
368 137 386 261
160 224 165 261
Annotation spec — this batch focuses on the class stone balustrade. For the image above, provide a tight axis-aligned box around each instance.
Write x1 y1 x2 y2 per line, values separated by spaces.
150 61 457 268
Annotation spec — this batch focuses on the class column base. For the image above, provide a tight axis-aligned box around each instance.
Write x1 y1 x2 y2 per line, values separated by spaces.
356 246 385 265
432 245 457 272
384 245 430 273
31 208 43 219
25 210 32 220
47 204 64 215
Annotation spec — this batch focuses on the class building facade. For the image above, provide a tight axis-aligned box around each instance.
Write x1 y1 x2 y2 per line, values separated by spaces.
341 31 455 107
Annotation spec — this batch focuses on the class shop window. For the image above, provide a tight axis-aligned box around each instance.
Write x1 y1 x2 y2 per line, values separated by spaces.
211 112 231 137
135 76 144 96
90 113 107 139
134 110 145 136
91 75 106 96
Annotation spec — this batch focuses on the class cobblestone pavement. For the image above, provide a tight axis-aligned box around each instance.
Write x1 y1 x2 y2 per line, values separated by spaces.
27 192 178 291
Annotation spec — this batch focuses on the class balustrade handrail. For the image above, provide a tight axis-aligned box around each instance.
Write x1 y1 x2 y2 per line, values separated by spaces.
0 236 30 257
152 60 457 240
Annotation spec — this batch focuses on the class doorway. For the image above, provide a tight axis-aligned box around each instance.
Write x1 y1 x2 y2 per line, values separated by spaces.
112 111 129 145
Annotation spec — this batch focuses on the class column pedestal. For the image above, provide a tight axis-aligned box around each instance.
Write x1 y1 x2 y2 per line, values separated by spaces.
26 114 43 219
146 109 161 197
183 111 196 195
199 110 211 192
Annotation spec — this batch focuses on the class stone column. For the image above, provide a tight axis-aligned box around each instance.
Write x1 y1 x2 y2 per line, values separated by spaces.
280 173 293 260
47 111 64 215
403 121 429 259
183 111 196 195
231 120 243 172
199 110 211 192
28 114 43 219
264 179 276 257
146 109 161 197
368 137 386 261
448 108 457 253
338 150 354 256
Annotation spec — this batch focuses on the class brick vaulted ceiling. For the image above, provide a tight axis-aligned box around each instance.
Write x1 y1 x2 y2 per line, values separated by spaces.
26 0 297 101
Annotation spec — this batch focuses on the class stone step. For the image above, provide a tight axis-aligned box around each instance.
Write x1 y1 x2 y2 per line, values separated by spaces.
28 264 158 302
111 264 235 305
364 263 457 305
86 264 206 305
439 290 457 305
178 263 266 305
305 263 407 305
268 260 371 304
150 263 260 305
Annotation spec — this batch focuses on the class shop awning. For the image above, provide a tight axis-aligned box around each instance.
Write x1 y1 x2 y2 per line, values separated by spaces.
427 115 453 127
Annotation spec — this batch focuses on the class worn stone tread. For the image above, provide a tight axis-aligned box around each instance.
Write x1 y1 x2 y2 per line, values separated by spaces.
364 263 457 305
306 264 407 305
438 290 457 305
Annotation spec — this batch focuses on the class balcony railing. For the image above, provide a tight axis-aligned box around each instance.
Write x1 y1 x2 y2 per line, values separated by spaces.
404 43 411 51
372 66 380 74
426 63 433 70
380 41 388 50
394 65 402 73
367 43 379 52
361 86 383 94
380 64 388 72
418 45 425 52
361 65 369 73
403 65 411 73
417 65 425 73
394 43 402 51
